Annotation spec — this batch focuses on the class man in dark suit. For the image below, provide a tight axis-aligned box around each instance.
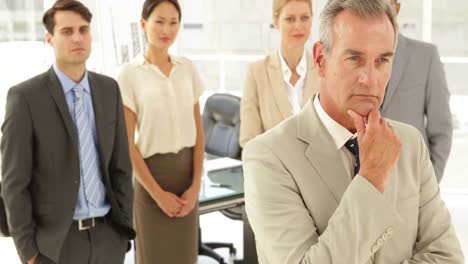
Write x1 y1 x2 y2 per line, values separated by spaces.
1 1 135 263
381 0 452 182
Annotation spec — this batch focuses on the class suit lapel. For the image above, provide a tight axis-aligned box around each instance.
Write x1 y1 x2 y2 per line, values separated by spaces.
88 73 107 167
297 97 351 203
302 51 319 106
382 33 409 112
267 52 292 119
47 67 79 151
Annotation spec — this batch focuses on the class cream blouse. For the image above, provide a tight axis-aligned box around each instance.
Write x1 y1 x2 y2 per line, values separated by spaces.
117 54 204 157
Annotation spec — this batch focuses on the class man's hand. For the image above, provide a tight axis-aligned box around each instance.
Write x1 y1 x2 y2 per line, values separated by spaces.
348 109 401 192
176 185 199 217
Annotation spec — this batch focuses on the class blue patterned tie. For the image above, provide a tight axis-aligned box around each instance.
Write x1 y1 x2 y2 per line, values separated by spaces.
344 138 360 177
73 85 105 207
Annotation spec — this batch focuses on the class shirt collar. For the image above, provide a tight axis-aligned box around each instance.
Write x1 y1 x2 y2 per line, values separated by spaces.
52 64 90 94
278 49 307 80
133 53 182 66
313 94 357 150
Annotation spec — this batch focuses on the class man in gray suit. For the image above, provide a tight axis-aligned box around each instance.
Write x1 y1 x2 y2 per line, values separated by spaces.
382 0 452 182
243 0 463 263
1 1 135 263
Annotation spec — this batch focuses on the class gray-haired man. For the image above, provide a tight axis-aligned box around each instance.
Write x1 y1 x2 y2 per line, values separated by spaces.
242 0 464 263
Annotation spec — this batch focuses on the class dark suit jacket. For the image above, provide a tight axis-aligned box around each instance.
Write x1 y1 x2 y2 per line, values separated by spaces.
1 67 135 263
382 33 452 182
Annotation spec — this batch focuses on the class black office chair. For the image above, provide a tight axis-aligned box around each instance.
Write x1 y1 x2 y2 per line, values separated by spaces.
203 93 242 160
203 93 243 219
199 93 242 263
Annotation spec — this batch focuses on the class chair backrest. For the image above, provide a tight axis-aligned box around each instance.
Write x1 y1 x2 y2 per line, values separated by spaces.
202 93 241 159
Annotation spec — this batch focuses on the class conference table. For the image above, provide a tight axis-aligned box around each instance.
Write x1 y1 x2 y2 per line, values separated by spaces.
198 161 258 264
199 165 244 214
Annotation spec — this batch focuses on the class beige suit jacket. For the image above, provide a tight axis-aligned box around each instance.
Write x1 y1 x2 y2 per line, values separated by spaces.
239 51 319 147
243 98 464 264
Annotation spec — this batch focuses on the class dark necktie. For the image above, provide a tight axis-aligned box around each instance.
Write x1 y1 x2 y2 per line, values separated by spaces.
344 138 360 176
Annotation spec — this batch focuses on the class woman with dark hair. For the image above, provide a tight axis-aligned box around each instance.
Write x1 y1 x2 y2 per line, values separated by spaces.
117 0 204 263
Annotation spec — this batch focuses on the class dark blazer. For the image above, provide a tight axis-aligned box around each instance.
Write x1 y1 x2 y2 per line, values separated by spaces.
381 33 452 181
1 67 135 263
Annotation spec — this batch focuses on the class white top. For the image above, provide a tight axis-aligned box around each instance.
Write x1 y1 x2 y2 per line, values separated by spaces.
278 49 307 114
117 54 204 157
313 95 357 179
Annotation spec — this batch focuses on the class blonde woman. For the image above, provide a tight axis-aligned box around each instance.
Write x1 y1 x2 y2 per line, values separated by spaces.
117 0 204 263
240 0 319 147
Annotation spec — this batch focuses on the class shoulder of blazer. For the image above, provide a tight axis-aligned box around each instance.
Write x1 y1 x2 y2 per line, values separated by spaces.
245 53 281 91
251 108 300 148
398 33 438 58
251 51 314 73
386 118 423 154
88 71 120 93
88 71 117 85
8 70 50 96
248 52 280 73
387 116 420 134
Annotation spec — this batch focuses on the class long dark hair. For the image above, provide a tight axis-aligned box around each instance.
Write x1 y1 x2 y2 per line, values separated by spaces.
141 0 182 21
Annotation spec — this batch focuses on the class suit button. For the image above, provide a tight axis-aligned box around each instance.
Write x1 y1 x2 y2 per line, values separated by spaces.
371 245 379 253
376 238 384 247
382 233 390 240
387 226 394 235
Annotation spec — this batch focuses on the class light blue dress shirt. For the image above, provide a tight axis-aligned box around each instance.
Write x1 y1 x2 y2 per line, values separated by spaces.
52 64 110 220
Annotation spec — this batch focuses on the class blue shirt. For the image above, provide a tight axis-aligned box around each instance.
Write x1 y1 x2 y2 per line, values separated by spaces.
52 64 110 220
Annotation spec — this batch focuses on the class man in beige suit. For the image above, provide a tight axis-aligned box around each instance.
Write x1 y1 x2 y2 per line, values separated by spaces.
243 0 464 263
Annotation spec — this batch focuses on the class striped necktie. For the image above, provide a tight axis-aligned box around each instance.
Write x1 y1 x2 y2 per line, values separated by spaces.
73 85 105 207
344 138 360 177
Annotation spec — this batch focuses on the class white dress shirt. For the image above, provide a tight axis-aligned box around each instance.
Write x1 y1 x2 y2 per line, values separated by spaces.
278 49 307 114
313 95 358 179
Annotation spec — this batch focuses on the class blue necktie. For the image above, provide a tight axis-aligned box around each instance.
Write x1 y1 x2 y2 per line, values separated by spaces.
73 85 105 207
344 138 360 177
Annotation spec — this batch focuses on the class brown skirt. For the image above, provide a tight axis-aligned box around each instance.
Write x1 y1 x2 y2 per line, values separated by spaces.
134 147 198 264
